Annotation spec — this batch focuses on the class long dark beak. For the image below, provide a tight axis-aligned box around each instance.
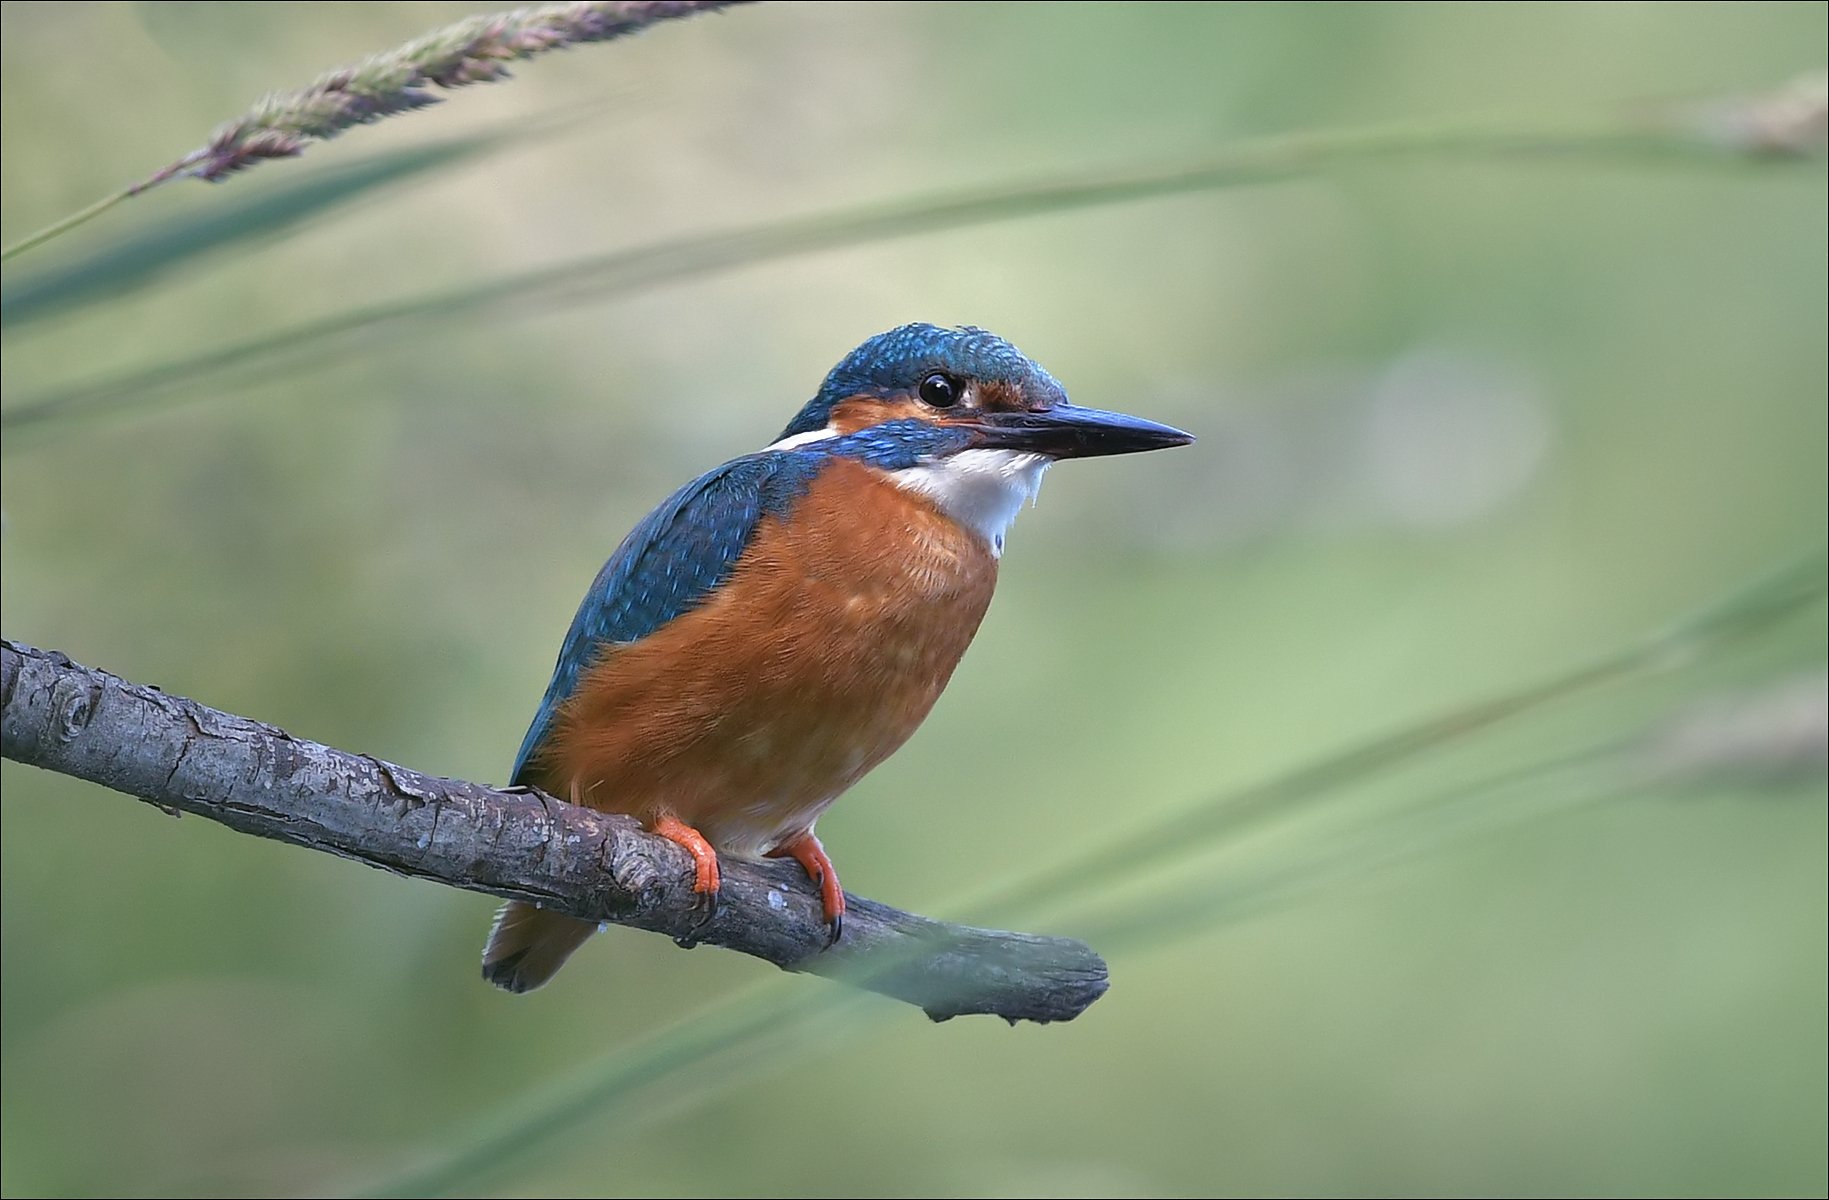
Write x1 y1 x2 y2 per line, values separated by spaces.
969 403 1195 459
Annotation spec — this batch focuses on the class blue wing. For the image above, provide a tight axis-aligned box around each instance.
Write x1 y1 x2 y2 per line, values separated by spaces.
510 451 821 783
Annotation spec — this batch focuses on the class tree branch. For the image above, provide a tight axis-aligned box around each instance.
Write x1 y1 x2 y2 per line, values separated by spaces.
0 639 1107 1023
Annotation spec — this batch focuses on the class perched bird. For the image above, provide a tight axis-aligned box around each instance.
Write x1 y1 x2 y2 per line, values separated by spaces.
483 323 1193 991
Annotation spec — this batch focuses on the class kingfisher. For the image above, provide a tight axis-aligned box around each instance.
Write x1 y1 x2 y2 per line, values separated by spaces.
482 323 1193 992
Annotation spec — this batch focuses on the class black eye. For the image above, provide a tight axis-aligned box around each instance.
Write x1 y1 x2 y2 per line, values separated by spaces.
918 372 959 408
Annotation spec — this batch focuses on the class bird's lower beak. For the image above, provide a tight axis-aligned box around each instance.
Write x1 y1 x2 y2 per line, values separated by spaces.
968 403 1195 459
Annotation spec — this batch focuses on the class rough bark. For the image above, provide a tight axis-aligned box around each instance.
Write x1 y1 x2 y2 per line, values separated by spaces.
0 639 1107 1023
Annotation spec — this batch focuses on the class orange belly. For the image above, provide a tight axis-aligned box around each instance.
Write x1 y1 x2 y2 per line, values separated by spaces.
526 459 998 857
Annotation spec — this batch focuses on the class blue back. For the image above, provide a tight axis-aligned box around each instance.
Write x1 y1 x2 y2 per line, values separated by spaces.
511 421 975 783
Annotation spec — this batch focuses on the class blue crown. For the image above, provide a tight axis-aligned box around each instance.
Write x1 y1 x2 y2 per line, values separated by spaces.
778 324 1066 438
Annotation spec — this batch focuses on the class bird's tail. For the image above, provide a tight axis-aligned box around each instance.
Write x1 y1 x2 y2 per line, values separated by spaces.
481 901 596 993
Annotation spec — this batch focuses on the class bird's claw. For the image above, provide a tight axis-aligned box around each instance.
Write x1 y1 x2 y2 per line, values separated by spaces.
768 832 846 952
650 813 722 948
674 883 719 948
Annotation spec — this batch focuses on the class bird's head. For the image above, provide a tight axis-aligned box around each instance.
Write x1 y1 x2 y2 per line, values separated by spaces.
770 324 1193 555
777 323 1192 459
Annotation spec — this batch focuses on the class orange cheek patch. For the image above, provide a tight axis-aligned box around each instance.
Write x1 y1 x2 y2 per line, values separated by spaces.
975 379 1030 412
826 395 928 433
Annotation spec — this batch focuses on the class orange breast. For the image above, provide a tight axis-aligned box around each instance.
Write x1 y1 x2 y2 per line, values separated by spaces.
527 458 998 857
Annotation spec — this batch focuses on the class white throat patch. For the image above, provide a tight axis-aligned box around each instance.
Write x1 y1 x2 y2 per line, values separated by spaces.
889 449 1051 558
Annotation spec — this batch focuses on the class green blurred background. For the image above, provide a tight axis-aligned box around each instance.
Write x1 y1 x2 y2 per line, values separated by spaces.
2 2 1824 1196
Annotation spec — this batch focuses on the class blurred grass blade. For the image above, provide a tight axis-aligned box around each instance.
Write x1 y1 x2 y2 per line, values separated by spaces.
1076 747 1629 956
1630 670 1827 784
2 135 504 330
5 75 1825 441
362 985 872 1199
354 551 1825 1198
973 549 1828 928
1076 668 1825 955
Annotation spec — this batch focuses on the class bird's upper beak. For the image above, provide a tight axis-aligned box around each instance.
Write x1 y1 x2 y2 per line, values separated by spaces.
966 402 1195 459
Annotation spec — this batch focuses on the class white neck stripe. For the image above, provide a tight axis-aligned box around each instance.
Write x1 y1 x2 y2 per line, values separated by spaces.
761 425 840 453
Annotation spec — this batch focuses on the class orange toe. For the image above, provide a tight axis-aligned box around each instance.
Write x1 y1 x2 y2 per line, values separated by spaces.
651 814 721 895
770 832 845 942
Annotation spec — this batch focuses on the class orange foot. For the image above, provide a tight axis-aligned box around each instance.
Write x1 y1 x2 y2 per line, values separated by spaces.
650 814 720 944
769 832 845 946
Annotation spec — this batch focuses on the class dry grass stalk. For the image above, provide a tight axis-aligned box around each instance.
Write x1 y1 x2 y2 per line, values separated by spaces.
131 0 754 193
